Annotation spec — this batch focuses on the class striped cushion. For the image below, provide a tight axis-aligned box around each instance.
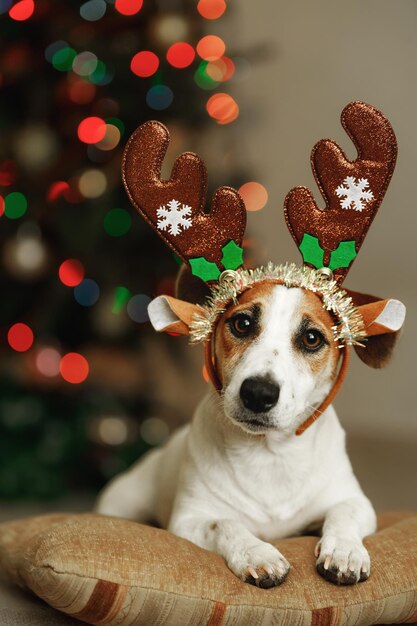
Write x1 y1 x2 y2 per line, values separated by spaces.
0 512 416 626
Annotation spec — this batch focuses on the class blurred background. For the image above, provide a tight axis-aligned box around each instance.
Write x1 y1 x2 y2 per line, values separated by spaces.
0 0 415 520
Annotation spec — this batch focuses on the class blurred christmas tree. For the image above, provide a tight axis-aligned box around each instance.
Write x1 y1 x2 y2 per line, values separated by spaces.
0 0 253 500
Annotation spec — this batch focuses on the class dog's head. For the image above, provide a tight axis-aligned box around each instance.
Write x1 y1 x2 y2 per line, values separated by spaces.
147 267 405 436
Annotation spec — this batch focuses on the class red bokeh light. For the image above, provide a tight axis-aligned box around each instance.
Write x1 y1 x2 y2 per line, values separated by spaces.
206 56 235 82
8 323 34 352
196 35 225 61
60 353 89 384
115 0 143 15
47 181 70 202
69 78 96 104
197 0 226 20
166 42 195 69
130 51 159 78
58 259 85 287
77 116 106 144
9 0 35 21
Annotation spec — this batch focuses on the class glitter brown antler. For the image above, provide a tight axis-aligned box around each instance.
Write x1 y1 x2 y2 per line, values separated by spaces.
122 121 246 282
284 101 397 282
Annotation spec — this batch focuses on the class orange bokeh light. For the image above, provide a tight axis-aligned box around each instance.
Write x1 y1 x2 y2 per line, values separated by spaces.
197 0 226 20
196 35 225 61
206 93 239 125
238 182 269 212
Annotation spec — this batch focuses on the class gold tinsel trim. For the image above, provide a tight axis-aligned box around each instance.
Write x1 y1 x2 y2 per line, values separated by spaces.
189 262 366 347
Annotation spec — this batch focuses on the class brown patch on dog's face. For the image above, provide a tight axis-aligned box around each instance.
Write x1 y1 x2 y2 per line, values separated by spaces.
293 290 339 378
214 282 274 386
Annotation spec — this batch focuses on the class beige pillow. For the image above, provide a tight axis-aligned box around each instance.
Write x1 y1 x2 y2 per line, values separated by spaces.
0 512 416 626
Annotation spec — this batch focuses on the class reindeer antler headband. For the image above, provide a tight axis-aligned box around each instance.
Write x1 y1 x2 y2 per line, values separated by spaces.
122 101 405 435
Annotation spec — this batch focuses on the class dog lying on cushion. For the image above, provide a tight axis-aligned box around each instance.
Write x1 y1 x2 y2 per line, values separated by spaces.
96 103 405 589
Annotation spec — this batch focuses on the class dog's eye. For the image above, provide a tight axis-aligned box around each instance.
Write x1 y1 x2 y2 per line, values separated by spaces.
301 329 325 352
229 314 253 338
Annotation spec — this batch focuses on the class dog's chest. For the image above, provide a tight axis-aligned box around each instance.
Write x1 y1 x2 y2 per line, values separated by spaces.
219 444 320 536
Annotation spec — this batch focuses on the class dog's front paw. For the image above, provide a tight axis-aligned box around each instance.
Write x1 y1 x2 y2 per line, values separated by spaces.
315 535 370 585
229 542 290 589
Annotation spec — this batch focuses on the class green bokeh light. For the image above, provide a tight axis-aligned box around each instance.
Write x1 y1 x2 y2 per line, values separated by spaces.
104 208 132 236
112 286 131 314
52 47 77 72
194 61 220 90
5 192 28 219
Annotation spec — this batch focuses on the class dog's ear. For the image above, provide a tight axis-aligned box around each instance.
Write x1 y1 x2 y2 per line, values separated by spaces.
175 264 211 304
353 295 406 368
147 294 200 336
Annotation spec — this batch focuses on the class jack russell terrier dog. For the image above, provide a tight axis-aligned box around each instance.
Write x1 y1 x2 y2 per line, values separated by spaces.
96 102 406 589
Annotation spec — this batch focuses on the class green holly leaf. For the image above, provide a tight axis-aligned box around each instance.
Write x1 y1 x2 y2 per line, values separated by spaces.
221 240 244 270
189 257 221 282
299 233 324 269
329 240 357 271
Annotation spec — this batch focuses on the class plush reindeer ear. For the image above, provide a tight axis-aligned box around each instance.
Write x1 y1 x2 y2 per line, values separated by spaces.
175 264 211 304
352 293 406 368
147 295 200 336
284 101 397 283
122 120 246 283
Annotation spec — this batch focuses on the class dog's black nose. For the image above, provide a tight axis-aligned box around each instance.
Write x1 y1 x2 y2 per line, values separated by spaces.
240 377 280 413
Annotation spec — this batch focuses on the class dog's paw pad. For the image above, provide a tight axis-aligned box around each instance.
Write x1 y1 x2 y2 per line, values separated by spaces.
230 543 290 589
315 536 370 585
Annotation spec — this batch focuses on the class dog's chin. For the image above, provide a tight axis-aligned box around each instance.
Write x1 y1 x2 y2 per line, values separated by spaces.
225 408 279 435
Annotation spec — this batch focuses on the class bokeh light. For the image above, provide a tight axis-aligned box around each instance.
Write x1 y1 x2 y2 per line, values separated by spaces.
238 182 269 211
4 192 27 219
104 208 131 236
127 294 151 323
9 0 34 21
130 51 159 78
60 353 89 384
115 0 143 16
146 85 173 110
153 13 190 46
73 51 98 77
7 323 34 352
166 42 195 69
196 35 225 61
112 286 131 313
36 348 61 378
45 40 68 63
206 92 239 124
0 0 13 15
77 116 106 144
52 46 77 72
194 61 220 90
58 259 85 287
47 181 70 202
206 57 235 82
74 278 100 306
197 0 226 20
78 168 107 198
140 417 169 446
68 78 96 104
95 124 121 151
80 0 107 22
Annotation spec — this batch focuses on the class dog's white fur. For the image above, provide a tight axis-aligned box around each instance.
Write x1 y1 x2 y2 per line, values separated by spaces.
96 285 377 587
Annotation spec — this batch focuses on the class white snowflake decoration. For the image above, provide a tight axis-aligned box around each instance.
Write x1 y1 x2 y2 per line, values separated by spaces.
157 199 193 236
335 176 374 212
